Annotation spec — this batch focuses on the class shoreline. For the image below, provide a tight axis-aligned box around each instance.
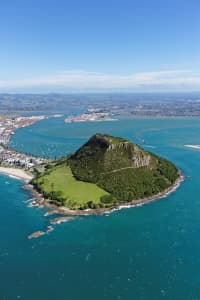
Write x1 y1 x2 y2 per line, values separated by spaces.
0 165 184 216
0 167 33 182
23 172 184 216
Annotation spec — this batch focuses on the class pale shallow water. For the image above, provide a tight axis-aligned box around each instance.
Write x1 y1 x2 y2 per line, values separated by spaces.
1 117 200 299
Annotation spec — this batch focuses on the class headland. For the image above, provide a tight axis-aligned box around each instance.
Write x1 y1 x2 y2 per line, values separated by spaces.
30 133 183 215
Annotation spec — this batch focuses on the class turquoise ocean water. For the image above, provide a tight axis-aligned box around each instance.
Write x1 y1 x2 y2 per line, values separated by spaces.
1 117 200 299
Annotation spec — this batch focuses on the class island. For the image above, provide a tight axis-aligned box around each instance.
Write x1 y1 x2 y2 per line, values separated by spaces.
31 133 182 214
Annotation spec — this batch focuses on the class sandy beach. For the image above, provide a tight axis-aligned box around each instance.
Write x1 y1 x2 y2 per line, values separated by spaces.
0 167 33 181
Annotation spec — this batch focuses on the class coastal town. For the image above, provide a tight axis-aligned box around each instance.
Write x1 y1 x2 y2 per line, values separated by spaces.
0 144 47 170
0 115 48 169
0 115 46 145
64 110 117 123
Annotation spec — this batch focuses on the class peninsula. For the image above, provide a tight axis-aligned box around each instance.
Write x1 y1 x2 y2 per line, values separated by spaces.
65 111 117 123
31 133 181 213
0 115 46 145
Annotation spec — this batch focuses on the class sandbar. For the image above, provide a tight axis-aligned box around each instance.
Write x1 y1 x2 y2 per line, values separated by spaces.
184 145 200 150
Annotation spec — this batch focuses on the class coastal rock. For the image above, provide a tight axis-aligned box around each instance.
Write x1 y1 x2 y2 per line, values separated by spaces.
50 216 75 225
28 231 45 239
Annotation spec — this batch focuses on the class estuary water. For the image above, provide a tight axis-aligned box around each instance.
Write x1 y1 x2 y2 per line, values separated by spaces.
1 117 200 299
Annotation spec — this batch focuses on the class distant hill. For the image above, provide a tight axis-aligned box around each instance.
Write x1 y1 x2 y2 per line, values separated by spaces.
32 134 179 210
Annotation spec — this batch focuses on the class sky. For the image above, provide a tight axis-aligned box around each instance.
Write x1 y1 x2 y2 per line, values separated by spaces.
0 0 200 93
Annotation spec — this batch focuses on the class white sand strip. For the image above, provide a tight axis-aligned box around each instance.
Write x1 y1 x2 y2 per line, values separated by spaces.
0 167 33 181
184 145 200 149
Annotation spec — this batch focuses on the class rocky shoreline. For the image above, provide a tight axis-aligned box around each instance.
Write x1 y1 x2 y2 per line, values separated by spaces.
0 165 184 240
24 171 184 216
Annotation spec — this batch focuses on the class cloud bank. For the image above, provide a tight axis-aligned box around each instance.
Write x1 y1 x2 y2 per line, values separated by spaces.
0 70 200 92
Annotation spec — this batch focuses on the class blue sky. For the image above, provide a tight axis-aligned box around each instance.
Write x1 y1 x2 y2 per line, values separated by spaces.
0 0 200 92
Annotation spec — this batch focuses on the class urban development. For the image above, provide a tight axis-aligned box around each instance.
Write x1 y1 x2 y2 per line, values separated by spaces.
0 115 47 170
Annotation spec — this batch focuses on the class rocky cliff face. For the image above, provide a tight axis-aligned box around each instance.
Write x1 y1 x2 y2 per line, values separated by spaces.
107 141 151 168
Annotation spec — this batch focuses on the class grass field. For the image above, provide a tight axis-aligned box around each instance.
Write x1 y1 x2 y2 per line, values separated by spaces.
35 164 109 208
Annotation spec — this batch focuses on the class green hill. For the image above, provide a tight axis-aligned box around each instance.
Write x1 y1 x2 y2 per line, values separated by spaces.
32 134 179 210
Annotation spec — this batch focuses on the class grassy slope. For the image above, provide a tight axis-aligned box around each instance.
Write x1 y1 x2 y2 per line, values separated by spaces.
34 164 109 209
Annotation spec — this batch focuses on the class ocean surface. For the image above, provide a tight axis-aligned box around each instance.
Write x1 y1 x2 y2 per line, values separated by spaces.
1 117 200 299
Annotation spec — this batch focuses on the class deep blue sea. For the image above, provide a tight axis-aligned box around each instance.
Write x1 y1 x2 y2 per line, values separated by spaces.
1 117 200 299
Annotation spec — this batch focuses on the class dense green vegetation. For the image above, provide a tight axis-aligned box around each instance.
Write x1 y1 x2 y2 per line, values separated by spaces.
33 133 179 210
69 134 179 203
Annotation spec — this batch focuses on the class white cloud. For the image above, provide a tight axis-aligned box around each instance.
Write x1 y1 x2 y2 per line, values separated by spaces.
0 69 200 92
